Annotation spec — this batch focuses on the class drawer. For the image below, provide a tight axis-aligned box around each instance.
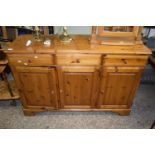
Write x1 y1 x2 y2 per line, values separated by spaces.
56 54 101 65
103 55 148 66
8 54 54 66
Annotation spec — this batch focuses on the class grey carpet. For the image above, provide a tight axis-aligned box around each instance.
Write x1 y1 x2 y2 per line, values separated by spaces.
0 84 155 129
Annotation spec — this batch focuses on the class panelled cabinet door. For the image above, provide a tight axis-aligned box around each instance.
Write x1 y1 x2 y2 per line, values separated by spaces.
58 66 100 109
97 67 143 109
16 67 58 108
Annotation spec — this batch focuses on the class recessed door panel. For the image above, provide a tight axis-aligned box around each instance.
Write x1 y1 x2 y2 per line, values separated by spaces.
16 67 58 108
58 66 99 109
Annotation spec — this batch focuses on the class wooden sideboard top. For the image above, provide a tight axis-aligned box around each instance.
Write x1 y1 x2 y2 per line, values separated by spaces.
5 35 151 55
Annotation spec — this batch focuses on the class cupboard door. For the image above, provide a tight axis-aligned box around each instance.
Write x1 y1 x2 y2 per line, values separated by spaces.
16 67 58 108
98 67 143 109
58 66 99 109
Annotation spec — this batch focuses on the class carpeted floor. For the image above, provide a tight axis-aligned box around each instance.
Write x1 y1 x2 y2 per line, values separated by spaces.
0 84 155 129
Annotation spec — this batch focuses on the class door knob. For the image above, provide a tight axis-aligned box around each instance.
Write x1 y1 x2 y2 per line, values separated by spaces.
51 90 54 94
121 59 127 64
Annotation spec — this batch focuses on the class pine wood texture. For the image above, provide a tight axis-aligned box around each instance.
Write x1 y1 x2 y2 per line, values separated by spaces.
15 67 58 109
4 35 151 116
97 67 143 109
43 27 49 36
0 66 5 73
103 55 148 67
8 54 54 66
56 54 101 65
58 66 99 109
4 35 151 55
0 80 20 100
90 26 143 45
1 26 8 38
0 59 8 65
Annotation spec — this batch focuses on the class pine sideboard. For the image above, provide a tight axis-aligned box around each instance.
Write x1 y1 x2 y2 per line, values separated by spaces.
5 35 151 116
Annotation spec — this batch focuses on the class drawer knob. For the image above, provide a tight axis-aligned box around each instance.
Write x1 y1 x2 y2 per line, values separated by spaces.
100 90 104 94
24 62 28 66
28 59 32 63
121 59 127 64
51 90 54 94
76 59 80 63
71 59 80 63
17 60 22 63
34 55 38 59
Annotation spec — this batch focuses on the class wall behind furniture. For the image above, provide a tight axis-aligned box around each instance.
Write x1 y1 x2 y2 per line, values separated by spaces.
54 26 92 35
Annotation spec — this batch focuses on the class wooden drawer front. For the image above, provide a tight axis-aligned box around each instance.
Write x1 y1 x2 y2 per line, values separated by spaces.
8 54 54 66
56 54 101 65
103 55 148 66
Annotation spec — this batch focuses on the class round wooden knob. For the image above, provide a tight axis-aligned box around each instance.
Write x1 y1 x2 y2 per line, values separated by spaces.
100 90 104 94
76 59 80 63
121 59 127 64
28 59 32 63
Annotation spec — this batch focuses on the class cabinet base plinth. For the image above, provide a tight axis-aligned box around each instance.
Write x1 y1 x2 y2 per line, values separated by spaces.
117 110 131 116
23 109 36 116
23 108 131 116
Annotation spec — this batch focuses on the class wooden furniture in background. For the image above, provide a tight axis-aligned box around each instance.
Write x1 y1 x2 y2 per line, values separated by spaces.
0 26 54 41
43 26 50 35
1 26 18 40
1 26 8 38
0 54 19 103
0 30 19 104
4 35 151 116
91 26 143 45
